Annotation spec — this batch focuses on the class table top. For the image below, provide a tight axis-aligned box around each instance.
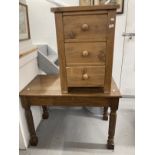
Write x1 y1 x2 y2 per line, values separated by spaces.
20 75 121 98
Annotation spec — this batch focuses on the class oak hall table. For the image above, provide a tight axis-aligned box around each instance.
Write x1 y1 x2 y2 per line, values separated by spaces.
20 75 121 150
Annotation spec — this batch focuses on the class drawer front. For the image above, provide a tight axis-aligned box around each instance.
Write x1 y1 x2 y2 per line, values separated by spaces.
65 42 106 66
66 66 105 87
63 14 108 42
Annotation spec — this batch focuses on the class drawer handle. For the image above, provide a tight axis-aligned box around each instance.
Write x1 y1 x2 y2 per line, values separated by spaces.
109 24 114 29
82 73 89 80
69 32 75 39
110 18 115 21
82 50 89 57
81 24 89 31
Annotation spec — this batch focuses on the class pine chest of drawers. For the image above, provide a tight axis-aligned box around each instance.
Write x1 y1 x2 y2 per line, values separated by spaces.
51 5 118 93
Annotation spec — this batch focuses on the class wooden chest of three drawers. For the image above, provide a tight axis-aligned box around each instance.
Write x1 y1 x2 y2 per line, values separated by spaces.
51 5 118 93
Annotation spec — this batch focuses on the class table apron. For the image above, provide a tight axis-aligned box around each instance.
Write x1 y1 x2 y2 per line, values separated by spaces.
24 96 119 107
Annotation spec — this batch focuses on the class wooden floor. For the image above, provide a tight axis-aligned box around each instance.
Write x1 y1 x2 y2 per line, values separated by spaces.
20 98 135 155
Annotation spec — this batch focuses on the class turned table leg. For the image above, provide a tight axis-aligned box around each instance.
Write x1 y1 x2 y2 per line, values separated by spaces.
103 107 108 121
42 106 49 119
25 105 38 146
107 104 118 150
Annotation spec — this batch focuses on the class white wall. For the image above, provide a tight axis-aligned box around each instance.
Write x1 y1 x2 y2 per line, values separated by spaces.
26 0 57 51
112 0 129 87
26 0 79 51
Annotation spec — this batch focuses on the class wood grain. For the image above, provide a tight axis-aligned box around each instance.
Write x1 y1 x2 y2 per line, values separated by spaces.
55 13 68 93
51 5 119 13
65 42 106 66
52 6 117 93
20 97 38 146
104 10 116 93
63 10 108 16
63 14 108 42
107 102 119 149
103 107 108 120
19 75 121 97
19 47 37 58
66 66 105 87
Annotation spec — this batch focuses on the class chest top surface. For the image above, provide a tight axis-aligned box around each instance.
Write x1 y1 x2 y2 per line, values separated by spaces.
51 5 119 13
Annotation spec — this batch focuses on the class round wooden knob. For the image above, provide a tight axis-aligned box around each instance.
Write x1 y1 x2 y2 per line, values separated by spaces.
82 73 89 80
81 24 89 31
82 50 89 57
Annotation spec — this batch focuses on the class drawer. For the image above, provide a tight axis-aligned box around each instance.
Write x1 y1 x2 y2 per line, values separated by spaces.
63 14 108 42
66 66 105 87
65 42 106 66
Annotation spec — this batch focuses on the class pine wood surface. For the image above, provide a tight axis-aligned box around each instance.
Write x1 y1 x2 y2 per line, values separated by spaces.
66 66 106 87
63 14 107 42
51 5 119 12
65 42 106 66
52 5 117 93
19 47 37 58
55 13 68 93
20 75 121 97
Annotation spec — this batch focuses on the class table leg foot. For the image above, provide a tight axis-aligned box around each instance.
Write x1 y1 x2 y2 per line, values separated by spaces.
30 135 38 146
107 139 114 150
22 99 38 146
107 102 119 150
103 107 108 121
42 106 49 119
